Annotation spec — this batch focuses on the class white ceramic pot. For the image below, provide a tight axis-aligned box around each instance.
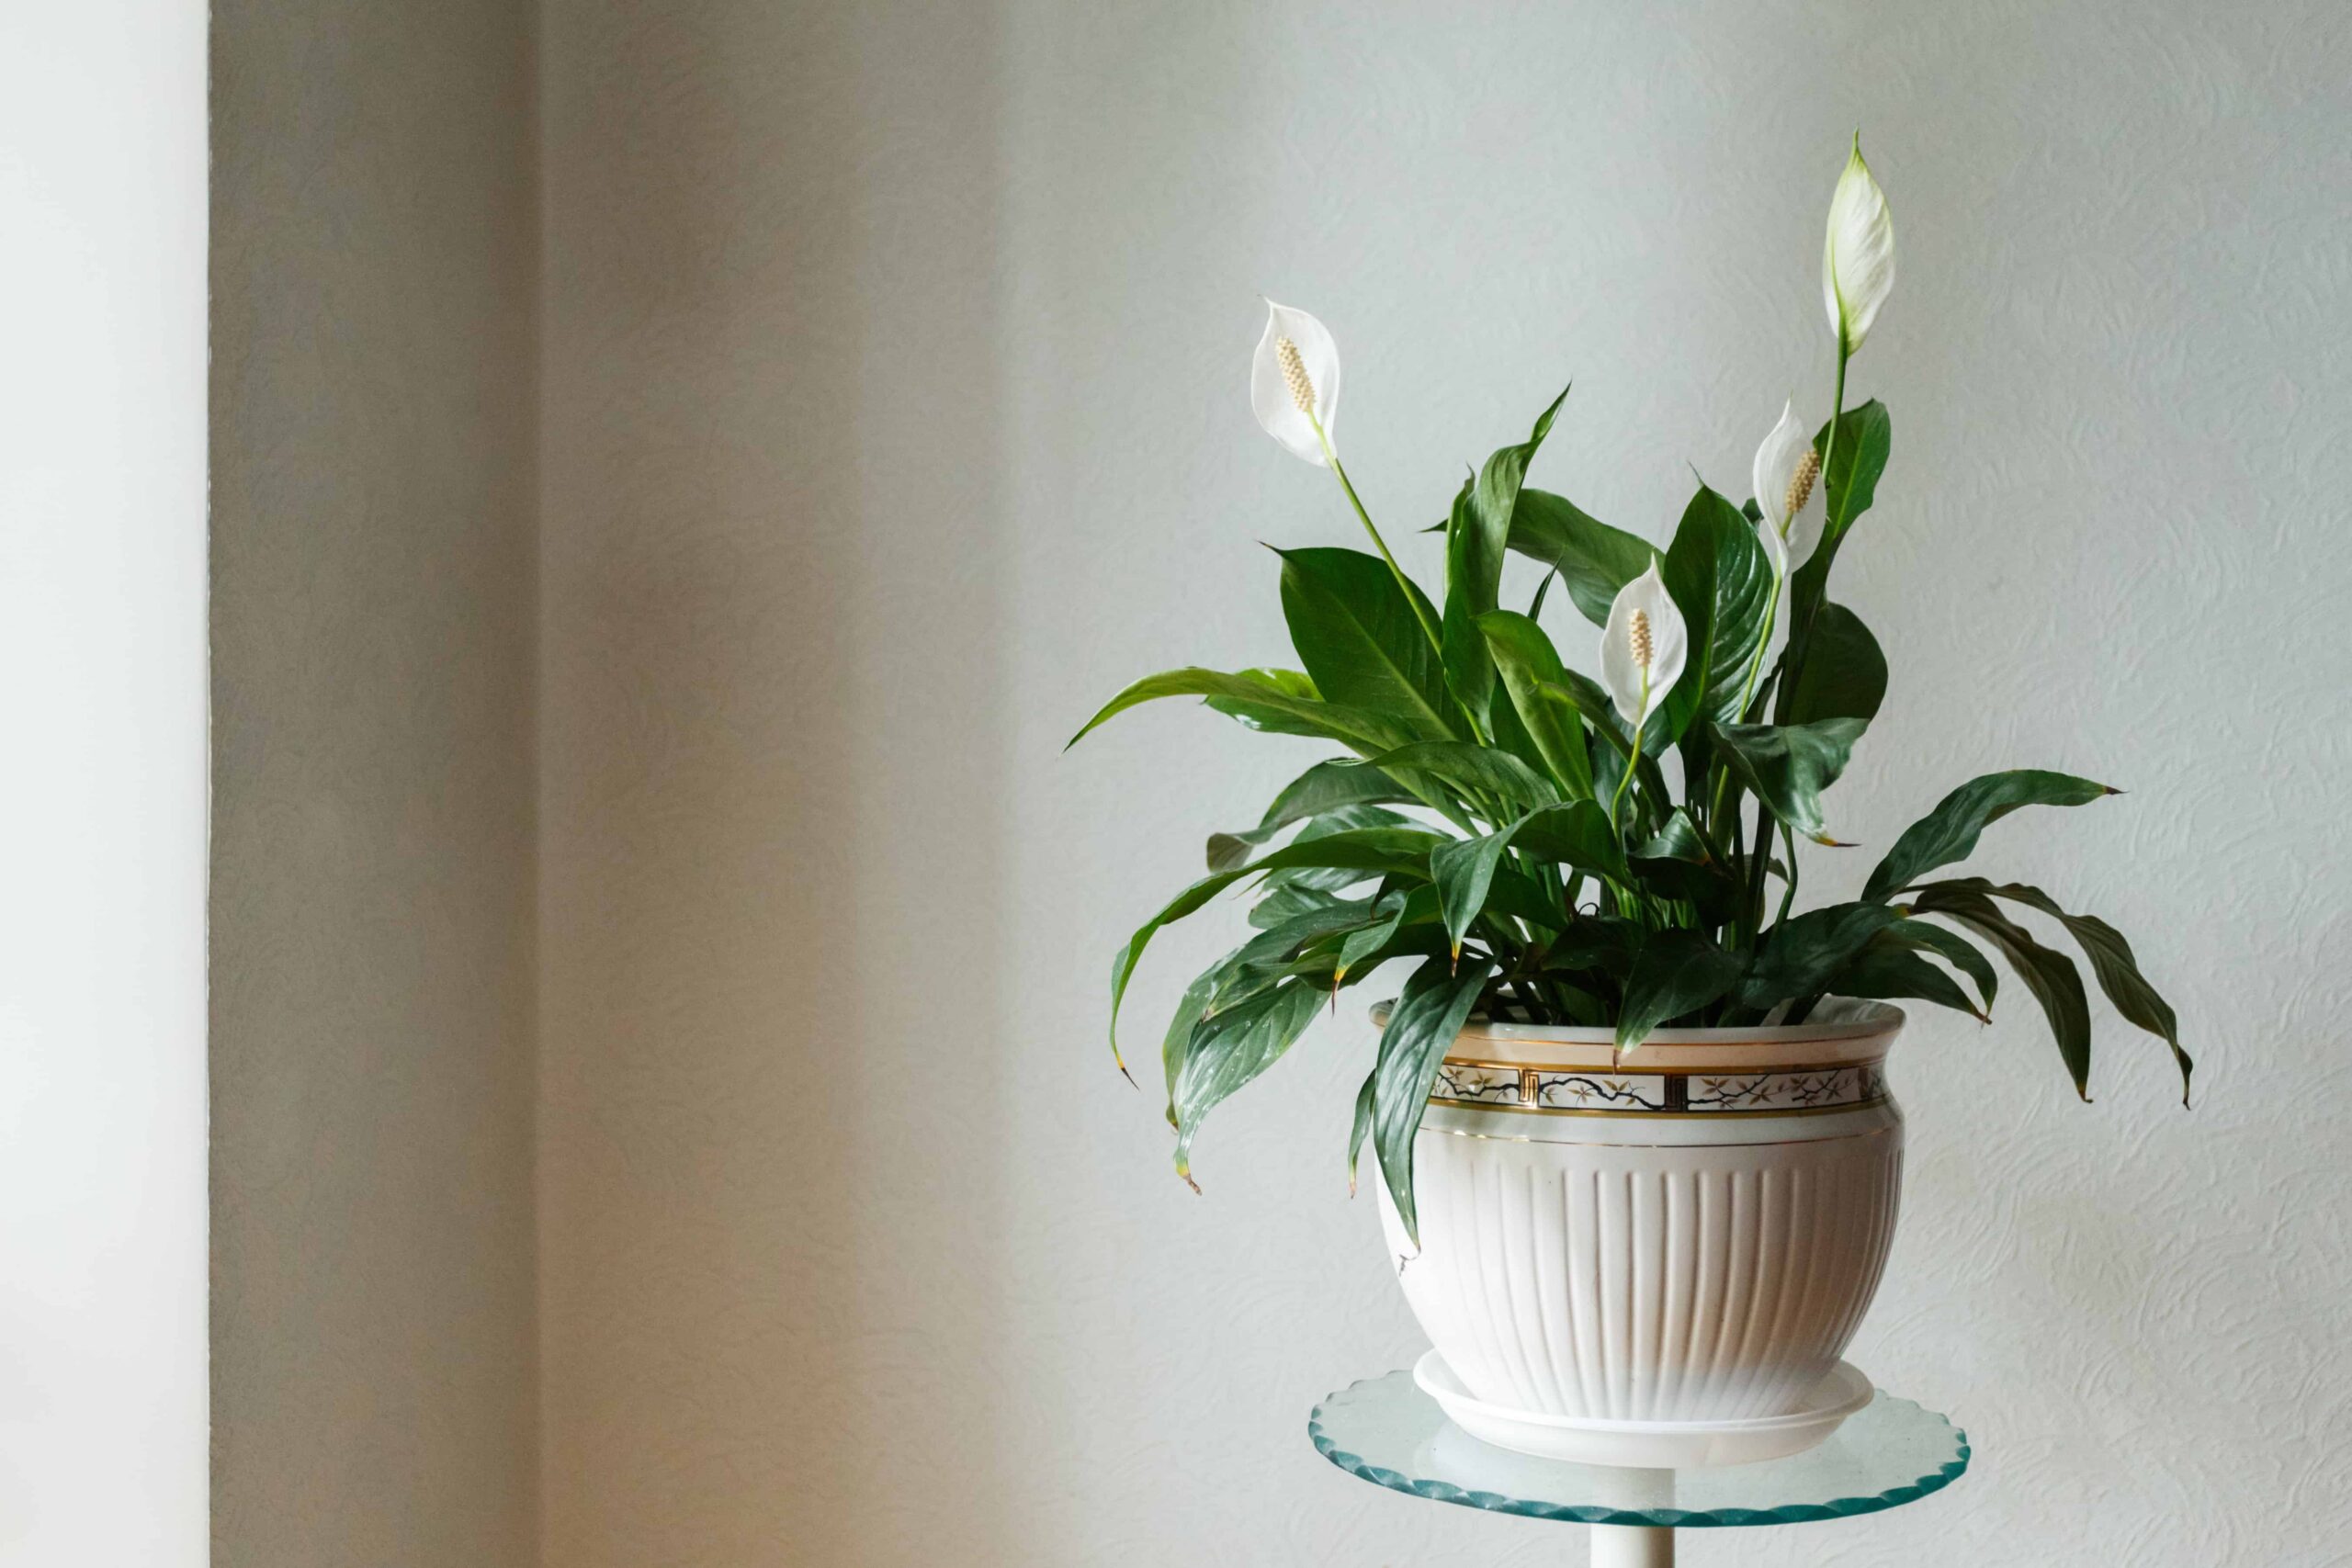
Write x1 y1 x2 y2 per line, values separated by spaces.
1375 1000 1905 1428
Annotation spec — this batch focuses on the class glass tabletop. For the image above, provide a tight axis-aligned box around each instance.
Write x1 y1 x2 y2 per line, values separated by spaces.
1309 1371 1968 1529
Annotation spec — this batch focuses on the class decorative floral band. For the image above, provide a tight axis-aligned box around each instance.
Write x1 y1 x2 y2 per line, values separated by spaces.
1432 1059 1889 1116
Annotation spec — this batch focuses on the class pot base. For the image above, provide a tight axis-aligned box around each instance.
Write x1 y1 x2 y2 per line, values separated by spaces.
1412 1351 1873 1469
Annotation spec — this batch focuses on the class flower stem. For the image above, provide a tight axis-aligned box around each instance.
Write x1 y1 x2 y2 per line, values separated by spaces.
1316 421 1442 659
1610 676 1649 834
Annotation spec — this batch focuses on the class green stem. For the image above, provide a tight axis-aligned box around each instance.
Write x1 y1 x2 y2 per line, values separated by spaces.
1609 677 1649 834
1316 418 1489 744
1317 421 1441 659
1774 345 1849 725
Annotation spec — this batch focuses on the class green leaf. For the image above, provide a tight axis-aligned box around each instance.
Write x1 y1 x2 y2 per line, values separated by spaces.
1737 902 1898 1009
1910 883 2095 1098
1442 389 1569 723
1170 979 1326 1185
1337 886 1441 981
1661 486 1775 743
1883 917 1998 1014
1616 929 1743 1049
1785 602 1888 725
1277 547 1454 740
1502 490 1659 627
1106 827 1444 1069
1815 400 1892 554
1862 770 2119 901
1205 758 1418 871
1429 800 1617 957
1625 811 1735 918
1917 878 2190 1103
1357 741 1559 819
1476 610 1596 801
1370 955 1497 1245
1709 717 1867 841
1827 930 1987 1021
1070 665 1416 754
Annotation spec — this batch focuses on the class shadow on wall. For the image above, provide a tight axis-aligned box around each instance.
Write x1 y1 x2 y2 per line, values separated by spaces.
537 2 1014 1562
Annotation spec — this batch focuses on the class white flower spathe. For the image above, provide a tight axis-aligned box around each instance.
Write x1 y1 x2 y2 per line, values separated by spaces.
1750 399 1825 574
1823 136 1894 355
1600 564 1688 728
1250 300 1342 466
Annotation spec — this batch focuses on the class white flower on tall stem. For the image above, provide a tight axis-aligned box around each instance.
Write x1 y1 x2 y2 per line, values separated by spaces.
1600 565 1687 729
1250 300 1342 466
1750 400 1825 575
1823 135 1895 356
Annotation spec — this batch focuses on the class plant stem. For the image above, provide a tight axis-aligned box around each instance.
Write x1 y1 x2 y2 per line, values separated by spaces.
1609 678 1648 834
1316 422 1442 658
1774 345 1849 725
1315 419 1490 744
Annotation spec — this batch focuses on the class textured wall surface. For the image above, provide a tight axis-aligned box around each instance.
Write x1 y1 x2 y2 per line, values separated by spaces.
209 1 541 1562
0 6 209 1562
539 2 2352 1563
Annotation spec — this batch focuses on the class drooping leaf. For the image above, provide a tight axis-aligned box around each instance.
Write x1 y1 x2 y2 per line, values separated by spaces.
1259 805 1420 891
1106 827 1445 1066
1477 610 1596 801
1916 878 2190 1103
1201 668 1330 737
1910 883 2095 1099
1370 955 1497 1245
1862 771 2119 901
1205 758 1418 871
1709 717 1867 841
1826 930 1987 1021
1069 665 1416 755
1661 485 1776 744
1336 886 1441 982
1542 915 1643 977
1785 602 1888 725
1616 929 1743 1049
1277 547 1455 741
1883 916 1998 1014
1171 979 1326 1185
1736 901 1898 1009
1501 489 1659 627
1442 389 1568 723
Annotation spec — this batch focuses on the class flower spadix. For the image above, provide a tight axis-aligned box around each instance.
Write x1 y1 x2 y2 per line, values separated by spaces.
1751 400 1825 574
1823 134 1895 355
1250 300 1341 466
1600 564 1687 728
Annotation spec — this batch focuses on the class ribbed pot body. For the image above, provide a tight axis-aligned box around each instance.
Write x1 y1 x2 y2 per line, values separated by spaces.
1375 1002 1905 1424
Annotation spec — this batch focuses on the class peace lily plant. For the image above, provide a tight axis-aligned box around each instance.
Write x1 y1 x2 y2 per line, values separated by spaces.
1072 137 2188 1239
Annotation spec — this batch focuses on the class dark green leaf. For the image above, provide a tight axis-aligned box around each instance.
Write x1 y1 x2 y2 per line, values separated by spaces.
1709 717 1867 841
1205 758 1418 871
1106 827 1444 1067
1917 878 2190 1103
1737 902 1898 1009
1336 886 1440 981
1358 741 1559 818
1069 665 1416 754
1862 771 2119 901
1170 979 1326 1185
1430 800 1618 956
1628 810 1737 919
1661 486 1775 743
1442 390 1568 723
1827 930 1986 1020
1910 884 2095 1098
1616 929 1743 1048
1371 955 1497 1245
1883 916 1998 1014
1278 547 1454 740
1785 602 1888 725
1476 610 1596 800
1816 400 1892 553
1502 489 1659 627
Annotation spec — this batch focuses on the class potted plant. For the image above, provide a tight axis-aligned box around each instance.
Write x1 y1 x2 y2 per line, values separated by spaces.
1070 137 2188 1459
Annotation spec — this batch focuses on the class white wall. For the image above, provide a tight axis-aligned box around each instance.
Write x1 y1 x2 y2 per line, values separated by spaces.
209 0 542 1563
514 2 2352 1563
0 5 209 1563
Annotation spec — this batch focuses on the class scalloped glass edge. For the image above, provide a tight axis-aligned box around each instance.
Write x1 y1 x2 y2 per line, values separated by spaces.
1307 1377 1971 1529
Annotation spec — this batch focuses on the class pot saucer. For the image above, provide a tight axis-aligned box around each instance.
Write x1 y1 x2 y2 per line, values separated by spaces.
1412 1350 1873 1469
